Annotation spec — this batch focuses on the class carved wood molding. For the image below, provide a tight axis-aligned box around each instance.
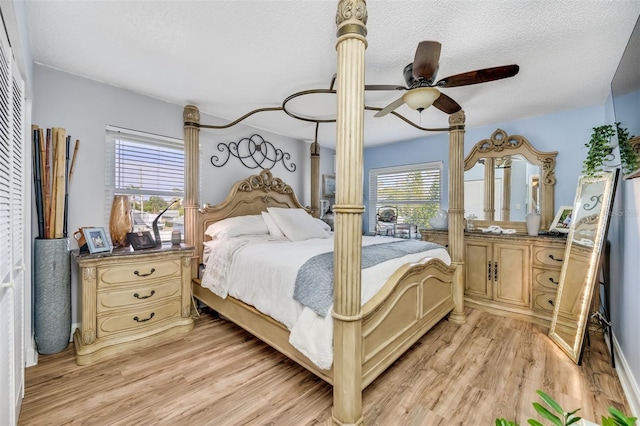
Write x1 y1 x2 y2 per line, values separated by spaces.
237 169 294 195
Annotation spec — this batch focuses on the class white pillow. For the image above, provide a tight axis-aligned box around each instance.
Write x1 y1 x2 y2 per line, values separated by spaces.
314 218 332 232
266 207 330 242
261 212 284 238
204 215 268 240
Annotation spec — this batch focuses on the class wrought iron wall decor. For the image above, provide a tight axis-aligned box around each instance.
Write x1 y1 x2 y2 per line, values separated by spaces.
210 134 296 172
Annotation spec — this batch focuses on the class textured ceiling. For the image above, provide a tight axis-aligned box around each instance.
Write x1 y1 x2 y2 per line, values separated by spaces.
24 1 640 148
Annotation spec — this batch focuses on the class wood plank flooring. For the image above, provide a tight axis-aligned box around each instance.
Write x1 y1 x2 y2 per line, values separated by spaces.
19 308 629 425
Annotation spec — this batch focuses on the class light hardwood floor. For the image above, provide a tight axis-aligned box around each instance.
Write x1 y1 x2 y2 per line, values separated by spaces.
20 308 629 425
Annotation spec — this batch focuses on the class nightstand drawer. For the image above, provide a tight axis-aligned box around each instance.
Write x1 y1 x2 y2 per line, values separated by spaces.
532 267 561 290
97 299 182 337
97 280 181 313
532 246 565 268
98 259 182 286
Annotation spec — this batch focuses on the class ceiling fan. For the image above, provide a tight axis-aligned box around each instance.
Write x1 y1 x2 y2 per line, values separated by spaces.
367 41 520 117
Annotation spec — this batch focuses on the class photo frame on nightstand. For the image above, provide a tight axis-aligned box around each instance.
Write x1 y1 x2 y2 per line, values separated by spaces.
127 231 157 250
82 227 112 254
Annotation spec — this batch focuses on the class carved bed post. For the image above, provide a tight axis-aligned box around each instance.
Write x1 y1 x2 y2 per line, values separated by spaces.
310 140 320 218
183 105 201 278
333 0 367 425
448 110 467 324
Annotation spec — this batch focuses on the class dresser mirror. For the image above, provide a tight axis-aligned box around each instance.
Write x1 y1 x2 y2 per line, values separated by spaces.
464 129 558 232
548 169 619 364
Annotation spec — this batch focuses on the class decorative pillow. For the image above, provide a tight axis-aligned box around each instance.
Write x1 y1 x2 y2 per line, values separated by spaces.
314 218 332 232
266 207 330 242
204 215 268 240
261 212 284 238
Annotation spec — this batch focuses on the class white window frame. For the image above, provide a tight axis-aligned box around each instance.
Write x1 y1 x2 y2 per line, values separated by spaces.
368 161 443 234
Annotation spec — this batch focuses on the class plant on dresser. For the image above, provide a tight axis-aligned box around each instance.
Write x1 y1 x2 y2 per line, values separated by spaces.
72 245 195 365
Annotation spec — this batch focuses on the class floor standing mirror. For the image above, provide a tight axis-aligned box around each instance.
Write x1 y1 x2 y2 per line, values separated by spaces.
549 169 619 364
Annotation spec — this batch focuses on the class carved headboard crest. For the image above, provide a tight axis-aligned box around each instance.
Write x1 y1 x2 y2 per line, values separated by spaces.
237 169 294 195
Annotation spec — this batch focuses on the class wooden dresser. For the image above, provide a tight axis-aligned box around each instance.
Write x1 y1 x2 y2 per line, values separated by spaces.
421 229 566 325
72 245 195 365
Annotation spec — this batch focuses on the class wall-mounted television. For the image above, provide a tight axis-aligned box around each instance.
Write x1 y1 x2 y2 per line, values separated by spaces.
611 16 640 136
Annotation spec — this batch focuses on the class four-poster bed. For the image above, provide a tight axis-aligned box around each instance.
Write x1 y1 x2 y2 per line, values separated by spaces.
181 2 467 424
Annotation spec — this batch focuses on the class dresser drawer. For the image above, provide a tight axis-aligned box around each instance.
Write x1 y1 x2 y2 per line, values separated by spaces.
532 288 556 314
97 280 181 313
97 298 182 337
532 267 561 291
98 259 182 287
532 246 565 268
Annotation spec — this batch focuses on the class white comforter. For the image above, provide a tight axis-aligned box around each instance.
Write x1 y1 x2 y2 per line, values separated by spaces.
201 235 450 370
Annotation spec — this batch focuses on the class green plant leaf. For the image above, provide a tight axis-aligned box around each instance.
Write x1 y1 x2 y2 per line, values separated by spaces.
566 416 582 425
602 417 615 426
536 390 565 415
532 403 563 426
527 420 545 426
496 418 519 426
607 406 638 426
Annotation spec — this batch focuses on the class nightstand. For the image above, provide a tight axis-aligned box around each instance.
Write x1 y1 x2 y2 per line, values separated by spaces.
72 245 195 365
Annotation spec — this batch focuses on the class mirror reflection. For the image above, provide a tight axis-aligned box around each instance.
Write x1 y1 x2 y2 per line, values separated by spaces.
464 129 558 230
549 169 619 363
464 154 541 222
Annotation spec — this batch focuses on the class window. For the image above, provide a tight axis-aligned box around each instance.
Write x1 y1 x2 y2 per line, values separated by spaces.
105 126 184 242
368 162 442 234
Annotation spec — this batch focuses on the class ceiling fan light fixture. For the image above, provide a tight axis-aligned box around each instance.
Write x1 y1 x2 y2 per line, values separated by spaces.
402 87 441 112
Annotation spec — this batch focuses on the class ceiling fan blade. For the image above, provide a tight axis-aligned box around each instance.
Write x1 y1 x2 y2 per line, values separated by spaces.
374 97 406 118
365 84 407 91
412 41 442 82
432 92 462 114
436 64 520 88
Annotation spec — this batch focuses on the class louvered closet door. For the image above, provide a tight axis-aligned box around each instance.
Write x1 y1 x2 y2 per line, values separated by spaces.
0 21 26 426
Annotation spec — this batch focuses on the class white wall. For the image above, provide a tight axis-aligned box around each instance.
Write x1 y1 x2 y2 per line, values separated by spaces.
31 64 334 327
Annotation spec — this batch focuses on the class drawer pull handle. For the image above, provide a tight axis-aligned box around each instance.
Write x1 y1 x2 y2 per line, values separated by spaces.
134 268 156 277
548 299 555 307
549 277 559 285
548 254 563 262
487 261 492 281
133 290 156 300
494 262 498 282
133 312 155 323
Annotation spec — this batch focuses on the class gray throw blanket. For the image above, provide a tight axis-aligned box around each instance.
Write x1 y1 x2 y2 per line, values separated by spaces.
293 240 443 316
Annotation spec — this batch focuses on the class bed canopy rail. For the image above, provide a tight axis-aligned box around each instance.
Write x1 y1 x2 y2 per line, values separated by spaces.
182 1 466 424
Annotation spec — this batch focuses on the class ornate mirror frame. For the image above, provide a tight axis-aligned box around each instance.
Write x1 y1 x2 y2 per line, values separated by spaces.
464 129 558 232
548 169 619 364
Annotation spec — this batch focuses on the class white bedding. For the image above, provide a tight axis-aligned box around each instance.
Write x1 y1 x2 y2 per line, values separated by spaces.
201 235 450 370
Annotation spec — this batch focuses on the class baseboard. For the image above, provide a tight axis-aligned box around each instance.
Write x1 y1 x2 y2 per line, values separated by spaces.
609 333 640 417
70 322 79 342
25 334 38 367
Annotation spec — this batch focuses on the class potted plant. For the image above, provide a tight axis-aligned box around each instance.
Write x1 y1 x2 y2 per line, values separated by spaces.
582 122 639 178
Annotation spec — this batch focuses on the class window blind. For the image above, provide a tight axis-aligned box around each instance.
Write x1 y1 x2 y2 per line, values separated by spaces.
368 162 442 233
105 126 185 236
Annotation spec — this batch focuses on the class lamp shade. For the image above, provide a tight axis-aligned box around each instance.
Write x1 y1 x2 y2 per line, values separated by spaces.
402 87 441 111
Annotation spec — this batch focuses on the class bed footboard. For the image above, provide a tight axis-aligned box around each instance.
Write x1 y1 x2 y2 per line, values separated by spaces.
360 257 456 388
192 257 455 390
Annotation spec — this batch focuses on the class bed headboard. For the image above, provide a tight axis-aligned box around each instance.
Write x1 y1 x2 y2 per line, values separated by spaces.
195 169 306 267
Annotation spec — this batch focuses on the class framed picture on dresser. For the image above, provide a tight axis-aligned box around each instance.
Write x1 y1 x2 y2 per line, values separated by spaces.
550 205 573 233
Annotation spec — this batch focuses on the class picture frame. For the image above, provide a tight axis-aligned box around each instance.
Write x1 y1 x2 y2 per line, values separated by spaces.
82 227 112 254
322 174 336 198
550 205 573 233
127 231 157 250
